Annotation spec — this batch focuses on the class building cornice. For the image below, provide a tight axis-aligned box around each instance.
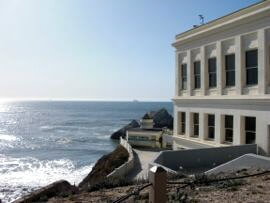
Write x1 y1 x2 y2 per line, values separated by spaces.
172 0 270 48
172 96 270 106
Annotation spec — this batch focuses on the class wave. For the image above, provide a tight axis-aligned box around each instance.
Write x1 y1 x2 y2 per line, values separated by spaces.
0 134 21 150
40 125 97 132
0 155 93 203
0 134 18 142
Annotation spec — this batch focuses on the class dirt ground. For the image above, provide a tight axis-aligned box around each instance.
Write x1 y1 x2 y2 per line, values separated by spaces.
48 168 270 203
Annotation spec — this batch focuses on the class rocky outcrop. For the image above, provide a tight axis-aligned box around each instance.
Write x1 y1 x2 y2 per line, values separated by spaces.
149 108 173 129
79 145 129 191
14 180 78 203
110 120 140 140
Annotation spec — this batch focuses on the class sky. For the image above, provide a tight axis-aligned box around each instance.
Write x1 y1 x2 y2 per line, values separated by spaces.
0 0 261 101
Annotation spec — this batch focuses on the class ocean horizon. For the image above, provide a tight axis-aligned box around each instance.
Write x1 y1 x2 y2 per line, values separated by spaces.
0 101 172 202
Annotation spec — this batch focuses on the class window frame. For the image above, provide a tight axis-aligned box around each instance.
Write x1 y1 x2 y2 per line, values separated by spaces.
180 112 186 135
245 117 256 144
208 57 217 88
194 61 201 89
181 64 187 90
208 114 215 140
225 54 235 87
224 115 233 143
245 49 258 86
193 113 199 137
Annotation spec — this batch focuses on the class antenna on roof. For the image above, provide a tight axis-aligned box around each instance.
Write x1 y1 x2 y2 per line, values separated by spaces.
199 14 205 25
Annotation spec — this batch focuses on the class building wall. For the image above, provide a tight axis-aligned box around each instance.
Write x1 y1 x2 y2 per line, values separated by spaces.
175 24 270 97
173 4 270 155
173 100 270 155
127 130 162 148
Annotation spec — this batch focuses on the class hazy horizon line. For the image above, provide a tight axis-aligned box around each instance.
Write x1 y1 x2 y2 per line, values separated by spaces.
0 98 172 103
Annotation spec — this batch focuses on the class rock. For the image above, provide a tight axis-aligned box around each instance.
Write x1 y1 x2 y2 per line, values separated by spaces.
110 120 140 140
79 145 129 191
14 180 78 203
149 108 173 129
142 113 153 119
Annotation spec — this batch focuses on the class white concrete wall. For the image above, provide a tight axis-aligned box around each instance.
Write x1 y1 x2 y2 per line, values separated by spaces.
107 137 134 178
173 100 270 155
175 17 270 98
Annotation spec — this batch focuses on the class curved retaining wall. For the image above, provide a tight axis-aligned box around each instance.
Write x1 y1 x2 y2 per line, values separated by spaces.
107 137 134 178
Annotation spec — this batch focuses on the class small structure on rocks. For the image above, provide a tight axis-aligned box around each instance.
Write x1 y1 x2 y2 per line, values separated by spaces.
110 108 173 141
127 112 172 148
140 113 154 129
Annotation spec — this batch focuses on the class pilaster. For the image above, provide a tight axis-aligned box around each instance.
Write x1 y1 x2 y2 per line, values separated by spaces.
201 46 207 95
199 112 206 140
233 115 245 145
235 35 244 95
175 52 180 96
186 112 192 137
258 29 267 94
216 41 223 95
187 50 192 96
215 114 225 144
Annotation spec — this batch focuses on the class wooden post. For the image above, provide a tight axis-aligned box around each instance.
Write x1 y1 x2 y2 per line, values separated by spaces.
149 166 167 203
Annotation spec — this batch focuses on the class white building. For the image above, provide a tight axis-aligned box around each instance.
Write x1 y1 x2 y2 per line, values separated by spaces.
172 1 270 155
127 113 163 148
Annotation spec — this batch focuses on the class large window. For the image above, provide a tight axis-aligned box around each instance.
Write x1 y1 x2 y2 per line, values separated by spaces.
194 61 201 89
208 58 217 88
180 112 186 134
245 117 256 144
225 54 235 87
225 115 233 143
181 64 187 90
193 113 199 137
246 49 258 85
208 114 215 139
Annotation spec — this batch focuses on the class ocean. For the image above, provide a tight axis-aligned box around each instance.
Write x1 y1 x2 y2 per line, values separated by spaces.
0 101 172 202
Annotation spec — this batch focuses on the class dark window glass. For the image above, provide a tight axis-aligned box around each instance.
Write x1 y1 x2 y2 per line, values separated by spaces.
180 112 186 134
181 112 186 122
193 113 199 137
225 115 233 128
245 117 256 144
181 64 187 90
194 125 199 137
194 113 199 124
225 115 233 143
245 117 256 132
246 68 258 85
208 114 215 126
225 54 235 87
225 129 233 142
246 50 258 85
208 58 217 88
208 127 215 139
208 58 216 72
246 50 258 68
225 54 235 70
194 61 201 89
246 132 256 144
208 114 215 139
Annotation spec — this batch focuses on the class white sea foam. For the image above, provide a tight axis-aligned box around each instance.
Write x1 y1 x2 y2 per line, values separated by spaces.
0 134 20 150
0 134 18 142
0 155 93 203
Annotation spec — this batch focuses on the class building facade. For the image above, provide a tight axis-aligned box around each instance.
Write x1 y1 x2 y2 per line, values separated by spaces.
172 1 270 155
